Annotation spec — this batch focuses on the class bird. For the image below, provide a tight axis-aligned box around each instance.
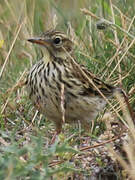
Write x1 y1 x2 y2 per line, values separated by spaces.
26 29 119 136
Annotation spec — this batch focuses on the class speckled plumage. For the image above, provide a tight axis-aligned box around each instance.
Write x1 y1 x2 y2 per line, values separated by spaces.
26 30 116 133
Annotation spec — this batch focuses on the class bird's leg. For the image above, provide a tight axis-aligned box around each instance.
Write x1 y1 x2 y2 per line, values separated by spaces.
50 122 62 144
81 120 91 145
34 97 42 111
50 131 59 145
81 120 90 133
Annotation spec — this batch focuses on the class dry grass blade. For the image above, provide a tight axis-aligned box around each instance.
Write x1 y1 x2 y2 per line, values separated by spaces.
102 15 135 79
5 0 18 24
108 37 135 78
115 92 135 138
110 93 135 180
1 69 27 114
110 0 122 86
31 110 39 125
0 20 25 79
60 83 65 124
81 8 135 39
110 0 119 45
112 4 131 22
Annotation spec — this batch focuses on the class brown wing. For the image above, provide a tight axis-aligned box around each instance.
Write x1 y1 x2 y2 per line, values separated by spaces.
70 57 115 97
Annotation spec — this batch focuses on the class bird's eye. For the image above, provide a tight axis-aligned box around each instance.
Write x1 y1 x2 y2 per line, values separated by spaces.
53 37 61 45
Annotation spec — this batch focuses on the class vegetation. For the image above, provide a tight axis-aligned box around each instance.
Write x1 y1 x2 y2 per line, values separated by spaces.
0 0 135 179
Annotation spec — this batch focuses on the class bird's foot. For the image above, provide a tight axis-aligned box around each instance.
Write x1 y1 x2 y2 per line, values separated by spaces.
50 131 59 144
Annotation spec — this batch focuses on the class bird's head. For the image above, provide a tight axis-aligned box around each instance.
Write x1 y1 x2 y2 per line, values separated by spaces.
28 30 74 59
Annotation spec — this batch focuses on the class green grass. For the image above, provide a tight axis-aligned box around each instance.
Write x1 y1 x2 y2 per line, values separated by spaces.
0 0 135 179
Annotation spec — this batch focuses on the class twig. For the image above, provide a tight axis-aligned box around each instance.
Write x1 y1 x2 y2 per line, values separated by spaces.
80 135 122 151
49 160 65 167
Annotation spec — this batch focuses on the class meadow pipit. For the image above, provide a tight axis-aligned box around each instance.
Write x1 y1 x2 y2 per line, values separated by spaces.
26 30 120 134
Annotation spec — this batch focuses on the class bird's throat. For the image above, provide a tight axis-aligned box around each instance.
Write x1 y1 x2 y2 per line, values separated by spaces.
55 51 68 60
42 47 69 63
42 47 52 63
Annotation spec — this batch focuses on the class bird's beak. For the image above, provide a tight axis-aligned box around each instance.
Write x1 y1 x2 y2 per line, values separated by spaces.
27 37 50 47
